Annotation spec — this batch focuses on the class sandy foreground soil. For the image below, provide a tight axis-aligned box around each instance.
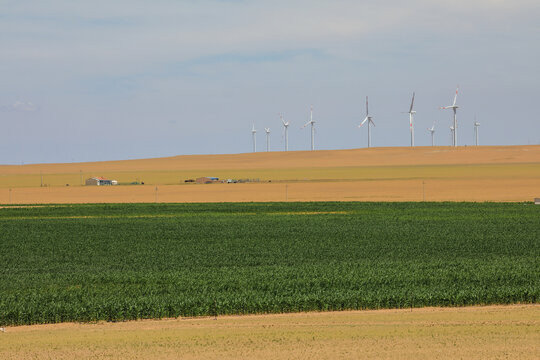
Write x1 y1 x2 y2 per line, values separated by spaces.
1 305 538 359
1 145 539 203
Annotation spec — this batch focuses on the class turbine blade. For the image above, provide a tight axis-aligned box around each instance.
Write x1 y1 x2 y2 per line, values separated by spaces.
366 96 369 116
359 117 368 127
302 120 311 128
453 87 458 106
370 118 375 127
409 92 415 113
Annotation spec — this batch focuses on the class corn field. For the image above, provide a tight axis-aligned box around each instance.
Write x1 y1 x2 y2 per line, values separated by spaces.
0 202 538 325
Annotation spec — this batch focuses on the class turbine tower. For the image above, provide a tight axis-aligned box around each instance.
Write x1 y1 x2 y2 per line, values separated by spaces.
441 87 459 147
358 96 375 148
251 124 257 152
449 126 455 146
280 113 290 151
403 92 416 147
427 122 436 146
302 105 315 151
265 127 270 152
474 117 480 146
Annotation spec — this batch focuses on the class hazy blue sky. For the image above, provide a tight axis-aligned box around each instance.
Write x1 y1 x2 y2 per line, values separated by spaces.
1 0 539 164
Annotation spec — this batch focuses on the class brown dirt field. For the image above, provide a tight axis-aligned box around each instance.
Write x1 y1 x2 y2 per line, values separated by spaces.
1 305 538 359
0 145 539 203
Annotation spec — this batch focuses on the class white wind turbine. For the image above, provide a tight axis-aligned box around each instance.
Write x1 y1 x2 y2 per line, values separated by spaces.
358 96 375 148
427 122 436 146
302 105 316 151
404 92 416 147
265 127 271 152
441 87 459 147
280 113 290 151
251 124 257 152
474 116 480 146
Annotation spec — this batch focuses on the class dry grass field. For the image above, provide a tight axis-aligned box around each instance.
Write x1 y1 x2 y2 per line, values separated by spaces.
1 145 539 203
1 305 538 360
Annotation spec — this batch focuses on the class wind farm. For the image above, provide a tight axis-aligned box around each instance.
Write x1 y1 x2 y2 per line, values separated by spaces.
251 87 479 152
3 86 537 204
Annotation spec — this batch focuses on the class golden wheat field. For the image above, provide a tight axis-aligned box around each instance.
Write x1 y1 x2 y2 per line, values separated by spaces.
1 145 539 203
1 305 538 360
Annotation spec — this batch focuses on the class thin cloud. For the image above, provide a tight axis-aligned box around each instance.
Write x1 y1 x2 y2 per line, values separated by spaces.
0 101 39 112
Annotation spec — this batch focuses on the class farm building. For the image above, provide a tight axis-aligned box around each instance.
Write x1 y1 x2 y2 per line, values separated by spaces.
85 177 118 186
196 177 220 184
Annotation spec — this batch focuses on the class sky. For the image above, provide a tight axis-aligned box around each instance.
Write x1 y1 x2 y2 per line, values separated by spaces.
1 0 539 164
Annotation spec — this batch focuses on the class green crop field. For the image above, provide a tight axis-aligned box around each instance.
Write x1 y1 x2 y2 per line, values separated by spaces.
0 202 538 326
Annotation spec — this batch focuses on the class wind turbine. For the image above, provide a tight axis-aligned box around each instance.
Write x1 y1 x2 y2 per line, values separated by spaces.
265 127 271 152
358 96 375 148
474 116 480 146
280 113 290 151
441 87 459 147
427 122 436 146
403 92 416 146
302 105 316 151
251 124 257 152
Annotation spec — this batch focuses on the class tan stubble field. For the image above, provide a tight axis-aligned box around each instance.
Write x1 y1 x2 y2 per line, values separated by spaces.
1 305 538 359
1 145 539 203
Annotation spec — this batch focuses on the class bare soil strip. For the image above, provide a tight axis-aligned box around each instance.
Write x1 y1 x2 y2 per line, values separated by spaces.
1 305 538 360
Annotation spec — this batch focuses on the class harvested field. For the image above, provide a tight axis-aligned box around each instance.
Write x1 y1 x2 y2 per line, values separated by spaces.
1 177 539 203
1 305 538 360
0 145 539 203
